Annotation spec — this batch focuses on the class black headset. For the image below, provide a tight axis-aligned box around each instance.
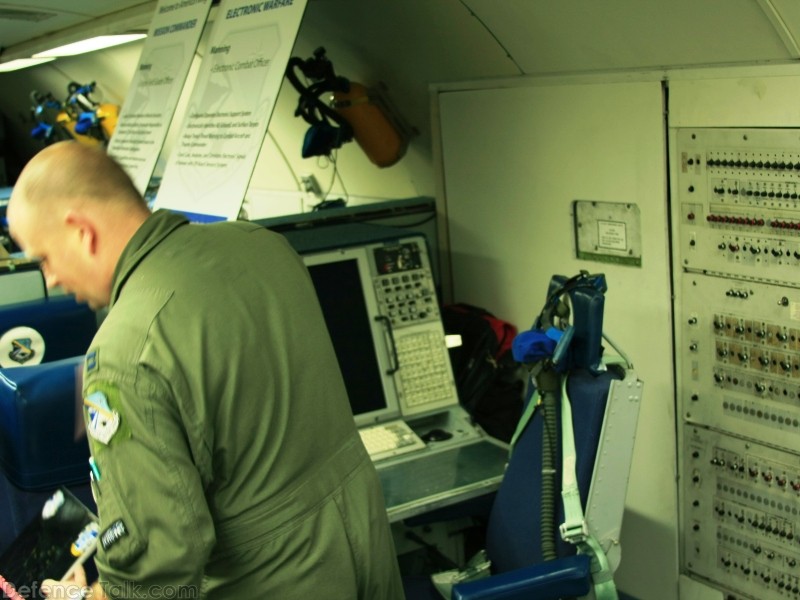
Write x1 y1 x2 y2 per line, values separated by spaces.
285 47 354 158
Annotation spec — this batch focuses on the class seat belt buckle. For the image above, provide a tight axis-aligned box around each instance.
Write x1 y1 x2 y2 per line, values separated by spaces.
559 519 589 544
560 486 588 543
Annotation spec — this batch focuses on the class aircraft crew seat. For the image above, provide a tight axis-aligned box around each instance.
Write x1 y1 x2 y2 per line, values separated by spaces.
402 272 643 600
0 296 98 554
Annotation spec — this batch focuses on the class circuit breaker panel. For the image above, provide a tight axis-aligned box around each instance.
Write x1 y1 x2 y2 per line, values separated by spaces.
675 128 800 599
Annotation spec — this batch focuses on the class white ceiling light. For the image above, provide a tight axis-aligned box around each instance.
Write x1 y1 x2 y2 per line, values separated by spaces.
33 34 146 58
0 57 56 72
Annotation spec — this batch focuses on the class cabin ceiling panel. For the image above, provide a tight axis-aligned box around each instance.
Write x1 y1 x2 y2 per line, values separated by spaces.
463 0 795 74
0 1 150 50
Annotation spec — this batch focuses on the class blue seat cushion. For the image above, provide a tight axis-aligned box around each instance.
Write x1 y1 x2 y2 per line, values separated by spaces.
453 553 592 600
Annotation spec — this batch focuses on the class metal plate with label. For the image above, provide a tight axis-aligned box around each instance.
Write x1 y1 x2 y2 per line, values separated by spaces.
574 200 642 266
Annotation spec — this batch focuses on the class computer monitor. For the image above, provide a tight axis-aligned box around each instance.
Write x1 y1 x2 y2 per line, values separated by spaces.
305 248 400 427
291 226 460 427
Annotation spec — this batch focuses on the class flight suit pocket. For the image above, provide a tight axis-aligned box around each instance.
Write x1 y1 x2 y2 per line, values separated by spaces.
94 481 148 569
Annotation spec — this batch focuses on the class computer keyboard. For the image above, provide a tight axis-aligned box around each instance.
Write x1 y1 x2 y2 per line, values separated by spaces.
358 420 427 461
395 330 457 409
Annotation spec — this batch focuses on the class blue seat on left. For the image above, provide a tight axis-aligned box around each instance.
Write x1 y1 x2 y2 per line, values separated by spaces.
0 295 97 367
0 296 98 553
0 355 89 491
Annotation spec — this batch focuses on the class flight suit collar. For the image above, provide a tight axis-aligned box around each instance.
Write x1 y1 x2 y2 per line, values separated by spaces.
110 209 189 307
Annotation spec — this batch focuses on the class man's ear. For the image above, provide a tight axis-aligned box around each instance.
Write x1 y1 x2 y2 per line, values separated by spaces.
64 210 99 255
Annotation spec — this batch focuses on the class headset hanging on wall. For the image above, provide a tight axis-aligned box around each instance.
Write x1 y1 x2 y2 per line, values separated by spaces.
285 47 354 159
285 47 417 167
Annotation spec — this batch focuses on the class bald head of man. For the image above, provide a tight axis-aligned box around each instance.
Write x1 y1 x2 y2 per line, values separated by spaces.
8 141 151 309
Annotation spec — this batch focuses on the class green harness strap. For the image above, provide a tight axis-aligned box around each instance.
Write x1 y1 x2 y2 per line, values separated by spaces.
508 359 624 600
509 384 541 453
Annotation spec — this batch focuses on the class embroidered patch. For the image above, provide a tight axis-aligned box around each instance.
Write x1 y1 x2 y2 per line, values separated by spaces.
10 338 34 364
83 381 131 447
84 391 120 445
85 349 99 373
100 519 128 551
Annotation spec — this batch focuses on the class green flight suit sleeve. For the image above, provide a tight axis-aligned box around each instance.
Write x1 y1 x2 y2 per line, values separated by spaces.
85 369 215 599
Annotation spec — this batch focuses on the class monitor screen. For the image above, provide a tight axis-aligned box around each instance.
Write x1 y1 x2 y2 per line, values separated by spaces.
303 249 399 426
287 226 459 425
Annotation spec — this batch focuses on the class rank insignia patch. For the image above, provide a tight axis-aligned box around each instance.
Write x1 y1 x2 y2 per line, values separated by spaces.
85 349 99 373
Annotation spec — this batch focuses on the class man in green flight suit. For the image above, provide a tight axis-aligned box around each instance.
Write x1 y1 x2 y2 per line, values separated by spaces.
7 141 405 599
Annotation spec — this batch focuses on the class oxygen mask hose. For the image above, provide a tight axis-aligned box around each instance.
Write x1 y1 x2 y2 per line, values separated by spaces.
535 367 561 561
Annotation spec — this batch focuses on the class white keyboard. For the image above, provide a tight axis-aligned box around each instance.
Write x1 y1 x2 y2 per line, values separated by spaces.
358 420 427 461
395 330 457 408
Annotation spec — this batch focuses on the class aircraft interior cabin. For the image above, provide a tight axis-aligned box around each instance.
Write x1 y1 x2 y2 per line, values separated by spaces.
2 1 800 599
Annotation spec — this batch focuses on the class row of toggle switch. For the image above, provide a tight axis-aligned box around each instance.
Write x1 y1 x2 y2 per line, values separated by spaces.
709 369 800 402
717 242 800 259
707 214 765 226
714 350 788 370
717 557 800 594
707 158 800 170
706 214 800 230
715 510 797 544
713 187 800 199
711 314 795 337
707 456 800 491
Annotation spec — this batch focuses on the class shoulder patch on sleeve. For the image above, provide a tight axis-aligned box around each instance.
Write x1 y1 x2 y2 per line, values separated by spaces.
84 381 131 445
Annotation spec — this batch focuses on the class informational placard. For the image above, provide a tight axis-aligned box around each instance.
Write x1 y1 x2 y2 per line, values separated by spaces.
573 199 642 266
153 0 308 222
107 0 213 195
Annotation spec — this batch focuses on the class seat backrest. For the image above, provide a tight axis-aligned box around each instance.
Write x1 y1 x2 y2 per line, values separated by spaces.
485 364 640 575
0 296 97 491
0 296 97 368
0 355 89 491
